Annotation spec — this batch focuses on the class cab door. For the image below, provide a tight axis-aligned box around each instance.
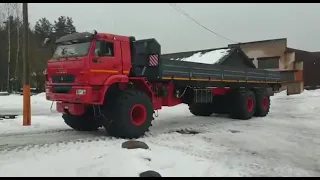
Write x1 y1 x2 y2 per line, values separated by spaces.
89 39 122 85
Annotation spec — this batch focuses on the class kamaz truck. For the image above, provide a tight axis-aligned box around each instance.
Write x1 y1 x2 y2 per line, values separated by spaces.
44 31 283 139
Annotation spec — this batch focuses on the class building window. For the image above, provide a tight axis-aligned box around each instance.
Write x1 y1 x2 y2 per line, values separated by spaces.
257 56 280 69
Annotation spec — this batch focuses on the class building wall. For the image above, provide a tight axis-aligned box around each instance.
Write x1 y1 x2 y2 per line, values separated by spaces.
229 39 304 95
285 52 295 70
235 39 288 70
303 57 320 88
295 61 304 70
234 39 304 72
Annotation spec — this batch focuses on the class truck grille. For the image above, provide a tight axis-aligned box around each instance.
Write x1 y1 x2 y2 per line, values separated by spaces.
52 85 72 94
52 75 75 83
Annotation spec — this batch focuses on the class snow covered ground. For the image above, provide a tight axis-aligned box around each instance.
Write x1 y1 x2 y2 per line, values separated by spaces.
0 93 57 116
0 91 319 177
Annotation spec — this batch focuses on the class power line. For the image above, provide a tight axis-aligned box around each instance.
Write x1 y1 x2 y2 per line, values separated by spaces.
168 3 239 43
169 3 238 43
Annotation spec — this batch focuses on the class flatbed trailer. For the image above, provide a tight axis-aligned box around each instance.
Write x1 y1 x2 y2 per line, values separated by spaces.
44 31 283 139
160 59 280 86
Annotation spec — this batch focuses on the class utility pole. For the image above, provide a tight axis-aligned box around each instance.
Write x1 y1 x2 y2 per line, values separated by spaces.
22 3 31 126
7 18 11 93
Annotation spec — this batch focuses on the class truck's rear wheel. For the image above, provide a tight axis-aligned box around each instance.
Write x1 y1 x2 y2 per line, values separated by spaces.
189 103 214 116
62 108 101 131
229 90 256 120
212 95 229 114
254 90 270 117
103 89 154 139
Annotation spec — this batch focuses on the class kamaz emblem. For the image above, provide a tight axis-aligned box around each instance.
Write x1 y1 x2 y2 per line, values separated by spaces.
56 69 67 74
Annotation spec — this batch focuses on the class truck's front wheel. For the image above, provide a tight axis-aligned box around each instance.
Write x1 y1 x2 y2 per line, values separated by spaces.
103 89 154 139
62 108 101 131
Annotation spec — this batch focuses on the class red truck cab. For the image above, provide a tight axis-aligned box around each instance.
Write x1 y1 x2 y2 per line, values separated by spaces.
46 32 133 114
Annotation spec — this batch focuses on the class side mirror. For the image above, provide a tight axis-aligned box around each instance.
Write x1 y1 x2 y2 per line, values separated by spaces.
43 38 51 47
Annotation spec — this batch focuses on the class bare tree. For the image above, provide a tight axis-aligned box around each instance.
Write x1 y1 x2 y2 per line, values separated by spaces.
0 4 4 26
0 4 5 91
14 3 21 91
1 3 18 92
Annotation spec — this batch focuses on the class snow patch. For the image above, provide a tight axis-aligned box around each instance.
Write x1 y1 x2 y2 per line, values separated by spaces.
0 115 67 135
272 89 320 100
0 93 57 115
0 140 220 177
0 92 10 96
179 49 231 64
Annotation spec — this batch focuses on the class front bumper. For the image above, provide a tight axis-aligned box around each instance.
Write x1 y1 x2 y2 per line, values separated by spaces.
56 102 86 116
46 85 96 104
46 85 104 115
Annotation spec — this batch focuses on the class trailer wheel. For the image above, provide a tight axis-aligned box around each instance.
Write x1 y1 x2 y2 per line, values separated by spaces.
103 89 154 139
254 90 270 117
189 103 214 116
229 90 256 120
63 108 101 131
212 95 229 114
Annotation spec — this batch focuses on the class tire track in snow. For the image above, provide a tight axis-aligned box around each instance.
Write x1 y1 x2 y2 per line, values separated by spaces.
0 129 108 151
0 128 75 137
0 114 238 152
144 118 320 177
145 133 315 177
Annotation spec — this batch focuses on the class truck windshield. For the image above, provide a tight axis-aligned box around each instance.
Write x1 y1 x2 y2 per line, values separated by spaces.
52 41 91 59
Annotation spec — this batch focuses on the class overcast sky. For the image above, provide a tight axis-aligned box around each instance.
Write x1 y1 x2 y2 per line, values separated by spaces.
28 3 320 53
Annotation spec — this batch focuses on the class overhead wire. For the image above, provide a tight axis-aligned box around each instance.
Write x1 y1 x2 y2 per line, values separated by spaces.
168 3 239 44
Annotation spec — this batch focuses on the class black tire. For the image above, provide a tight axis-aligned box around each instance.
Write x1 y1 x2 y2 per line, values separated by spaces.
102 89 154 139
212 95 229 114
189 103 214 116
62 108 101 131
254 90 270 117
229 90 256 120
139 170 162 177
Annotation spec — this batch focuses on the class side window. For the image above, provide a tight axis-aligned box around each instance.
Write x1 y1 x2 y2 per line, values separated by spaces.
95 40 114 57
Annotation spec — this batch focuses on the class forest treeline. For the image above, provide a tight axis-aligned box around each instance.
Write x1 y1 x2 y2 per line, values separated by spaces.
0 3 77 92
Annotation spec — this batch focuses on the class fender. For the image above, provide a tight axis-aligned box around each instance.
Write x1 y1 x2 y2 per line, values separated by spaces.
104 74 129 86
99 75 129 104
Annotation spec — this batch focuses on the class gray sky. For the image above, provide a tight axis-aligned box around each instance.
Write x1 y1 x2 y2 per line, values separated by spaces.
29 3 320 53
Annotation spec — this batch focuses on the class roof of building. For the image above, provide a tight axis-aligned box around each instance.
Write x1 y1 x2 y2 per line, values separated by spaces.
227 37 320 63
228 38 287 47
312 52 320 57
286 48 320 62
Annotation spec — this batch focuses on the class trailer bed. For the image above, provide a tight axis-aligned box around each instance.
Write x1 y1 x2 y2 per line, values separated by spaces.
159 59 281 85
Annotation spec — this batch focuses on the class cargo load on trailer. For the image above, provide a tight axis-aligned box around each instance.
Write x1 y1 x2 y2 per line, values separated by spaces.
44 31 286 139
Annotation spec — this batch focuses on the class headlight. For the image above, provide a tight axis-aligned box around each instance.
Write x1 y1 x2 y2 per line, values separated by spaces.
76 89 86 95
45 88 50 93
